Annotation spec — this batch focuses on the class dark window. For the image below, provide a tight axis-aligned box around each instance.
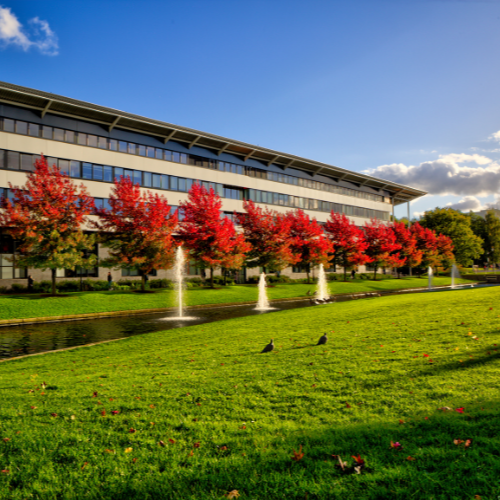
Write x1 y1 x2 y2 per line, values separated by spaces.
0 150 4 169
46 157 57 169
77 133 87 145
82 162 92 179
7 151 20 170
172 152 180 163
59 159 70 175
54 128 64 141
42 126 53 139
93 165 103 181
65 130 75 143
98 137 107 149
16 121 27 135
143 172 152 187
20 154 34 172
104 166 113 182
87 135 98 147
3 118 14 132
147 147 155 158
28 123 40 137
70 160 81 178
119 141 127 153
109 139 118 151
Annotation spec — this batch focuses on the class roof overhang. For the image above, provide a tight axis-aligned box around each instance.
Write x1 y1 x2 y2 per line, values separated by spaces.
0 81 426 205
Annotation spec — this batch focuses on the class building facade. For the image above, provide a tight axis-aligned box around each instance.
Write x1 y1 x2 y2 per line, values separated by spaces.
0 81 425 286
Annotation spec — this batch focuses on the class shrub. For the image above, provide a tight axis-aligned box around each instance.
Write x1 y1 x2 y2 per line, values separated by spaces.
114 285 130 291
9 283 27 294
149 278 173 289
267 275 292 284
32 281 52 293
327 273 338 281
247 275 260 284
186 277 204 286
212 275 235 286
0 286 8 294
57 280 81 292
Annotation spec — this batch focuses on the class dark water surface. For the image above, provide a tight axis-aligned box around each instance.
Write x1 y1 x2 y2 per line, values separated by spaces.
0 300 314 360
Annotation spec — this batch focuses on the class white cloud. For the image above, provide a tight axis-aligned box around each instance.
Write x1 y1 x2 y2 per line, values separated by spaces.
438 153 492 165
0 6 58 55
490 130 500 143
446 196 483 212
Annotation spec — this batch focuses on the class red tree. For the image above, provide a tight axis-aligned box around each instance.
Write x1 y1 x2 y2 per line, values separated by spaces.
363 219 404 280
0 155 96 295
220 230 251 284
409 222 439 274
391 221 422 278
436 233 455 270
324 212 371 281
93 177 178 291
285 209 333 283
236 200 298 272
178 183 247 288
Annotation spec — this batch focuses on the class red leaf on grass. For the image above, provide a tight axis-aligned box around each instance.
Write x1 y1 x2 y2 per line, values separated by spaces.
169 438 176 444
291 445 304 461
111 411 119 415
456 407 465 414
193 442 200 448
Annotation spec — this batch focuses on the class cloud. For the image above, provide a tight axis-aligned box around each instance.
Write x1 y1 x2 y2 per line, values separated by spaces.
490 130 500 143
364 156 500 197
446 196 483 212
0 6 58 55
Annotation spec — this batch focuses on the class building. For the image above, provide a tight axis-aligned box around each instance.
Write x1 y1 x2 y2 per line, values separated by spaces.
0 81 426 286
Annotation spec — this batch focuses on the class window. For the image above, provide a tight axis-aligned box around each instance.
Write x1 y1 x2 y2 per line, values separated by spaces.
170 176 178 190
42 126 52 139
128 143 136 155
16 121 27 135
137 145 146 156
124 169 133 181
114 167 123 180
7 151 20 170
20 154 34 171
3 118 14 132
70 160 81 178
172 152 180 163
65 130 75 143
46 157 57 169
155 148 163 160
28 123 39 137
133 170 142 185
97 136 107 149
161 174 169 189
178 177 186 192
93 164 103 181
94 198 104 210
82 162 92 179
59 159 70 175
119 141 127 153
152 174 162 189
104 166 113 182
54 128 64 141
109 139 118 151
147 147 155 158
143 171 152 187
77 132 87 145
87 135 98 147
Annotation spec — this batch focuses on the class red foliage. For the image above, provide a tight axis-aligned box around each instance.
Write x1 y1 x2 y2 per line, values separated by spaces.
93 176 178 290
436 233 455 269
363 219 404 279
324 212 371 280
409 222 440 271
178 183 248 287
0 155 95 294
285 209 333 281
391 221 422 275
236 200 297 272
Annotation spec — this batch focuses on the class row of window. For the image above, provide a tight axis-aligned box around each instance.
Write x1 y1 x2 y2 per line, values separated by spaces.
0 149 390 220
0 116 386 203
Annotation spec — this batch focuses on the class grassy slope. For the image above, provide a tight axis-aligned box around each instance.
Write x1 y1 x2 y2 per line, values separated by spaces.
0 276 472 320
0 286 499 499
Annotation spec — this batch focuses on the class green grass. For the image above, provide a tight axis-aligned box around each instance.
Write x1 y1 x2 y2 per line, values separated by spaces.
0 276 472 321
0 286 499 499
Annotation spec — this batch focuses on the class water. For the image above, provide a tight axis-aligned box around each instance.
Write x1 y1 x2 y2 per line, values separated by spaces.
428 266 433 290
0 299 313 359
316 264 329 301
255 273 273 310
163 246 196 321
451 263 461 289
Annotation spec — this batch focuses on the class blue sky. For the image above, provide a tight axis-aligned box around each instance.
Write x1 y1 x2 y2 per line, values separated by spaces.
1 0 500 219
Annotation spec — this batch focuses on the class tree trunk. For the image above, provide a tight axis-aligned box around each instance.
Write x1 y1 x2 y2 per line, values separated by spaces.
223 268 227 286
210 267 214 288
51 268 57 295
141 274 146 292
373 266 378 281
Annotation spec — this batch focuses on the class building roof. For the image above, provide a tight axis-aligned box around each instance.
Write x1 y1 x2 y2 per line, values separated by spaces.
0 80 426 205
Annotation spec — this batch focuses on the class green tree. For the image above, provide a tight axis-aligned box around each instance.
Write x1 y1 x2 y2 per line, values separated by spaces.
420 208 483 267
469 210 500 264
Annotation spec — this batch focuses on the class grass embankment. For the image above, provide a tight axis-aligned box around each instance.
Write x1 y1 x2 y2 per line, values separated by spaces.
0 276 472 321
1 286 499 499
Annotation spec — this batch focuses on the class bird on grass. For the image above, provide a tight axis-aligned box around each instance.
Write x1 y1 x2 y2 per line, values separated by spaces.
261 339 275 353
317 333 328 345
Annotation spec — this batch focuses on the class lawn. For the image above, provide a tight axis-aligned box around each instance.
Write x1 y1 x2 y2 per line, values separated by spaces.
0 286 499 499
0 276 472 321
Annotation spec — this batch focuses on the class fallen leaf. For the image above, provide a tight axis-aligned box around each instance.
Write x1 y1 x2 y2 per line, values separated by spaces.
81 462 88 470
2 438 11 442
291 444 304 461
125 447 133 453
50 413 58 418
456 407 465 414
406 456 416 461
169 438 176 444
390 441 403 450
225 490 240 499
129 428 136 433
111 411 119 415
193 442 200 448
104 449 115 454
158 441 166 447
1 470 10 474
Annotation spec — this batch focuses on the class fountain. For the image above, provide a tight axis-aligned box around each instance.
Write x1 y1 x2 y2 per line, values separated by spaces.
451 263 461 289
255 273 273 311
162 246 196 320
428 266 433 290
316 264 329 301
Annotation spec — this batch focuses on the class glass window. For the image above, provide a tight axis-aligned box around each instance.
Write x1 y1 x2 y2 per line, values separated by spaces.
143 172 152 187
109 139 118 151
20 154 34 171
172 152 180 163
180 153 187 164
238 165 244 175
137 145 146 156
3 118 14 132
164 150 172 162
170 176 178 190
161 174 169 189
114 167 123 181
119 141 128 153
59 159 70 175
7 151 20 170
133 170 142 185
16 121 28 135
147 147 155 158
124 169 133 180
128 143 136 155
93 165 103 181
87 135 98 147
152 174 161 188
65 130 75 143
70 160 81 178
28 123 40 137
155 148 163 160
46 157 57 169
104 166 113 182
98 136 107 149
218 161 224 171
0 150 4 170
82 162 92 179
94 198 103 210
77 132 87 145
178 178 186 192
54 128 64 141
104 199 111 211
231 164 237 174
42 126 52 139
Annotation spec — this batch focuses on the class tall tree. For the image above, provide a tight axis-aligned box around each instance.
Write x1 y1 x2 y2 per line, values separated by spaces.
0 156 96 295
93 176 178 291
420 208 483 267
409 222 440 273
436 233 455 270
220 230 251 284
363 219 404 280
236 200 297 272
178 183 246 288
469 210 500 264
324 212 371 281
285 209 333 283
391 221 422 277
